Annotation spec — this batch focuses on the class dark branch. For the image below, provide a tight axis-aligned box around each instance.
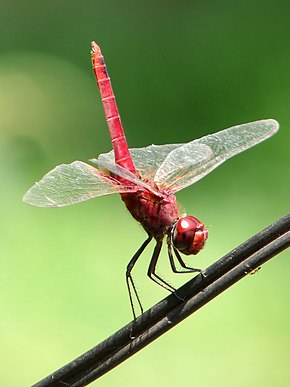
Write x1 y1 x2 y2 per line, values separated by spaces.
32 213 290 387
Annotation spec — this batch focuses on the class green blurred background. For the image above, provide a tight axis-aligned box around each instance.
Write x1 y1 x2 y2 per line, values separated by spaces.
0 1 289 386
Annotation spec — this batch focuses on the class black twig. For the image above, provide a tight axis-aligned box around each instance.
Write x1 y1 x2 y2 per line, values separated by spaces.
33 213 290 387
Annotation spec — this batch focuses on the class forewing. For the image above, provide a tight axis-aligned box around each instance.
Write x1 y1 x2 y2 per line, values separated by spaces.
154 143 213 191
155 119 279 192
23 161 136 208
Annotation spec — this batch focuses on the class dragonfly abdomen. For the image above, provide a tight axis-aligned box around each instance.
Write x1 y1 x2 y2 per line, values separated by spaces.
91 42 137 175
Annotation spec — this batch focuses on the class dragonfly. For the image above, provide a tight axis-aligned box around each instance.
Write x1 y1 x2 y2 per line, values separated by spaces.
23 42 279 319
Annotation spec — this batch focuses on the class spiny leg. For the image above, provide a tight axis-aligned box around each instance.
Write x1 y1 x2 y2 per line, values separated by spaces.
173 246 202 273
126 235 153 320
167 235 201 273
166 235 202 302
147 239 176 292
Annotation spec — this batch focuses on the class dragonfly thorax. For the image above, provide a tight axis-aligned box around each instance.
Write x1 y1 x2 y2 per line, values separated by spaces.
172 216 208 255
121 189 180 238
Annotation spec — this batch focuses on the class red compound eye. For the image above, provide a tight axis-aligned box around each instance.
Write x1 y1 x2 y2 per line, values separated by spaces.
172 216 208 255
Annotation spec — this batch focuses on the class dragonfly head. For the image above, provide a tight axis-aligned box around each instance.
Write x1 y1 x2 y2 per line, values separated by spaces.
172 216 208 255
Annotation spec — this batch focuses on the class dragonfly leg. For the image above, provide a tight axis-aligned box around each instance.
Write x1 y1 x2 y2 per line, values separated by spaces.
173 246 202 273
147 239 176 293
126 235 153 320
166 235 202 273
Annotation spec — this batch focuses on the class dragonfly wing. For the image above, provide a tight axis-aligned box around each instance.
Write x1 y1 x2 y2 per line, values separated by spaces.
90 158 162 196
154 119 279 192
23 161 136 208
98 143 183 179
154 142 213 191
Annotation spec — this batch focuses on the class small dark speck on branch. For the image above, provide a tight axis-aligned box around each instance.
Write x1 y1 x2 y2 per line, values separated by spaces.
32 213 290 387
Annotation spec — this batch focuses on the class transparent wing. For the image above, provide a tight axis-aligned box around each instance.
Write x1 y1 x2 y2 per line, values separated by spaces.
154 119 279 192
23 161 137 208
97 143 182 179
90 158 162 196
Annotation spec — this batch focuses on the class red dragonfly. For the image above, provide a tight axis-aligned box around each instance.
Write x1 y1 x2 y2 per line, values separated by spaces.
23 42 279 318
